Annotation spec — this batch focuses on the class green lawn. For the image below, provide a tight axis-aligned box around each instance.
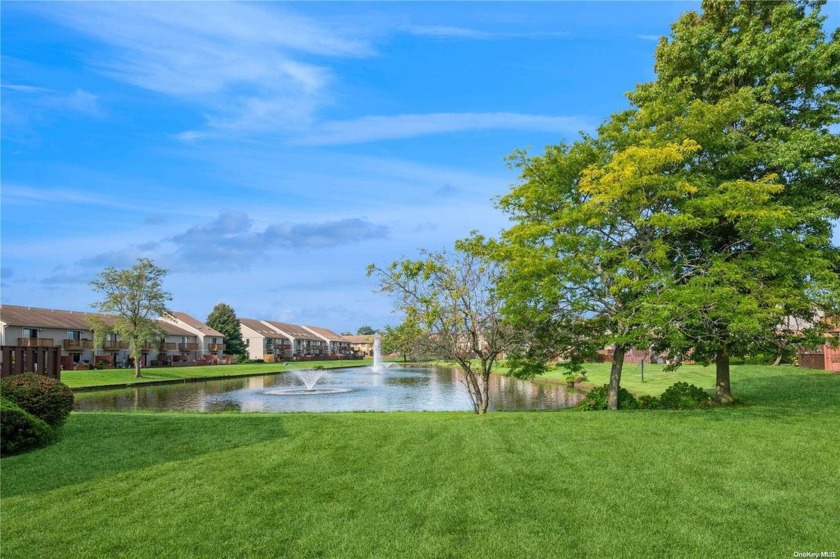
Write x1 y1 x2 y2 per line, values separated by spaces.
536 361 763 396
2 365 838 558
61 359 372 389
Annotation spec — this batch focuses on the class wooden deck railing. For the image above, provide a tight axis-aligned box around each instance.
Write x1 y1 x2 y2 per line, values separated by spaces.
17 338 55 348
62 339 94 350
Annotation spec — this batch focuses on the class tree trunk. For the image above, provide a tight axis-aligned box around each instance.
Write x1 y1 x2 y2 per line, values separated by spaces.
134 355 142 379
607 347 626 411
478 373 490 415
715 345 733 404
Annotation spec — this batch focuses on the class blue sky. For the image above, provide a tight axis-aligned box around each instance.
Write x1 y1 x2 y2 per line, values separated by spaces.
2 2 837 333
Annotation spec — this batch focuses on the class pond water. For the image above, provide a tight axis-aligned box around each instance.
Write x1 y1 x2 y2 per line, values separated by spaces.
73 366 585 413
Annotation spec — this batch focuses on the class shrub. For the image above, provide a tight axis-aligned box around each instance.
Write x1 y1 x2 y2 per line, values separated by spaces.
564 373 588 386
578 385 638 411
637 395 661 409
0 374 74 427
659 382 712 410
0 397 55 456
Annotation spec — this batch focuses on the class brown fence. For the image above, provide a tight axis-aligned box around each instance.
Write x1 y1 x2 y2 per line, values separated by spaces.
1 346 62 379
798 351 825 370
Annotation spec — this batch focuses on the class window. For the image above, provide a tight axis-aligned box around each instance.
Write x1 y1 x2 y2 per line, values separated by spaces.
22 328 38 339
67 330 82 340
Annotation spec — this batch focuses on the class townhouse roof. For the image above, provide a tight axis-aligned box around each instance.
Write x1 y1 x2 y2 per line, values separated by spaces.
344 335 374 345
263 321 320 340
0 304 198 338
1 304 105 330
304 325 349 342
239 318 287 338
166 311 223 337
157 320 197 337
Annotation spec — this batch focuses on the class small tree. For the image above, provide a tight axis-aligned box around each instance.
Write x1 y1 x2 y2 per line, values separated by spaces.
89 258 172 378
381 322 424 362
369 243 519 414
356 326 376 336
206 303 247 360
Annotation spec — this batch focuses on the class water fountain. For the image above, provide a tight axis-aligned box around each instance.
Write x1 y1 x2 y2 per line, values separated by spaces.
371 333 384 373
264 368 353 396
294 369 324 391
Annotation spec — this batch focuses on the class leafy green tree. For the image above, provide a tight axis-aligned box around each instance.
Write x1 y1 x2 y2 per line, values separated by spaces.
496 137 700 410
89 258 172 379
356 325 376 336
381 322 424 362
206 303 247 360
495 0 840 406
369 244 520 414
626 0 840 402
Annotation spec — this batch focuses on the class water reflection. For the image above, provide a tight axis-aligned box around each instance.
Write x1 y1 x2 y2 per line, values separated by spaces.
73 367 584 413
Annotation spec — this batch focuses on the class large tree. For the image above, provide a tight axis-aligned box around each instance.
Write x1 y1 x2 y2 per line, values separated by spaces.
369 244 520 414
495 0 839 406
89 258 172 378
206 303 247 360
627 0 840 402
496 135 700 409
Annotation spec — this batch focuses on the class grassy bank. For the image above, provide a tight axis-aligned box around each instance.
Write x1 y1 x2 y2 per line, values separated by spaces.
61 359 372 390
536 361 749 396
2 365 838 557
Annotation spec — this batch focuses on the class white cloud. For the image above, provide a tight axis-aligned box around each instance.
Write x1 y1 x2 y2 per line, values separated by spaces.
407 26 496 40
1 183 132 210
32 2 372 135
295 112 592 146
28 4 582 143
636 34 662 42
1 83 51 93
406 26 568 41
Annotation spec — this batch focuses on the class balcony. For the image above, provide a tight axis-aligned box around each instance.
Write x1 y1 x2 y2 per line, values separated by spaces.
179 343 200 351
103 340 129 350
160 342 178 352
208 343 226 352
17 338 55 348
62 339 93 350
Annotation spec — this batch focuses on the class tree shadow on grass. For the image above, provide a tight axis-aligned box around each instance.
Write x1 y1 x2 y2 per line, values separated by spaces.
732 369 840 414
0 413 287 498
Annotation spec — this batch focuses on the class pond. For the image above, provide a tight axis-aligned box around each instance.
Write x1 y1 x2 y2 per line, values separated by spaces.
73 365 585 413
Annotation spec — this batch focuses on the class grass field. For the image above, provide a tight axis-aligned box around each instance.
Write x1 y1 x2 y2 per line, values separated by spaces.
61 359 372 390
2 365 838 558
536 361 770 397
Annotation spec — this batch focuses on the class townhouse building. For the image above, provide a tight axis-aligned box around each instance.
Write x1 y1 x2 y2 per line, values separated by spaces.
238 319 358 361
303 326 353 357
343 335 374 357
239 318 292 362
262 321 329 359
160 312 225 364
0 305 222 375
